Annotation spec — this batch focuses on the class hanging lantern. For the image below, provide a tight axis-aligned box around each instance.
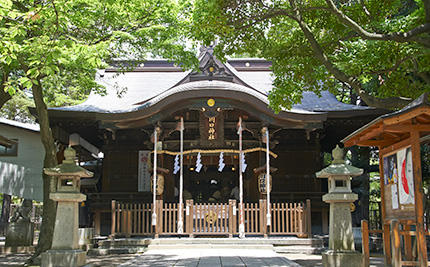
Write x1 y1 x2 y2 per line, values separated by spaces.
258 173 272 194
150 174 165 195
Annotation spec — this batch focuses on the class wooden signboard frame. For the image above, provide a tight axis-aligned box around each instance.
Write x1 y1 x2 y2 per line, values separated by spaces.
342 93 430 267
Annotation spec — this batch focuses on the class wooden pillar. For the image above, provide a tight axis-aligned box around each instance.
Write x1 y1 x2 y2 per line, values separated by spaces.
94 210 101 236
410 131 428 267
390 219 401 267
322 206 329 234
126 208 132 237
110 200 116 239
155 199 163 237
361 220 370 267
259 199 267 237
378 147 391 264
403 224 413 261
229 199 237 237
306 199 312 237
186 199 193 237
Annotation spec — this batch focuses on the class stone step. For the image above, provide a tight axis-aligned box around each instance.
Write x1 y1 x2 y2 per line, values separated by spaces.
147 243 275 250
88 246 147 256
99 238 151 248
95 237 324 254
274 245 324 254
149 237 323 247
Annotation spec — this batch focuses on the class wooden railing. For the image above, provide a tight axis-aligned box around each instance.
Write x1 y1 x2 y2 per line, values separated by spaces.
111 199 311 238
269 200 310 237
160 202 181 234
361 219 430 267
187 200 232 236
111 201 153 237
243 201 262 235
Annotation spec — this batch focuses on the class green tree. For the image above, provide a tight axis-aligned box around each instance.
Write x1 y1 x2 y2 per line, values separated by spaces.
0 0 196 261
192 0 430 110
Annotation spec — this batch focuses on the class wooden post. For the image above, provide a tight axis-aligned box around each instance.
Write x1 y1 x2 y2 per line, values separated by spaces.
378 147 391 264
187 199 194 237
178 117 184 234
391 219 401 267
264 127 271 231
110 200 116 239
383 223 391 265
238 117 245 238
152 127 159 231
322 206 329 234
155 199 163 237
94 210 101 236
306 199 311 237
404 224 413 261
361 220 370 267
410 131 428 267
229 199 236 237
260 199 267 236
126 209 132 237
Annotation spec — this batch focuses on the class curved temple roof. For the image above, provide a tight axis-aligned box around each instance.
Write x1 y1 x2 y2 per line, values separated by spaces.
49 48 376 127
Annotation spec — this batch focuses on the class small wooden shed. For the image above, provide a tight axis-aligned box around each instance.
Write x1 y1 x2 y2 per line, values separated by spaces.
342 93 430 266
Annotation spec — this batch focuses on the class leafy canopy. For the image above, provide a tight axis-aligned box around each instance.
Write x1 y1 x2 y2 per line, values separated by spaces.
192 0 430 111
0 0 197 113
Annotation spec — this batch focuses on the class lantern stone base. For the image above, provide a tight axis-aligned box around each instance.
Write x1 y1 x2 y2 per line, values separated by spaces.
322 250 363 267
41 249 86 267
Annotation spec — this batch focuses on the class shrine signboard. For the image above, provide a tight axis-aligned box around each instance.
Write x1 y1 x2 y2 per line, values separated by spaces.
199 101 224 147
382 147 415 221
342 93 429 267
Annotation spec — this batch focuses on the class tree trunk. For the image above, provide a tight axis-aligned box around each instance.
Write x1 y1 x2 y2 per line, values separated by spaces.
0 194 12 236
350 146 370 227
0 88 12 110
28 82 58 262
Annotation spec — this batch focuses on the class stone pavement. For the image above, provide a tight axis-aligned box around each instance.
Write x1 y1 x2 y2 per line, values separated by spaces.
118 248 301 267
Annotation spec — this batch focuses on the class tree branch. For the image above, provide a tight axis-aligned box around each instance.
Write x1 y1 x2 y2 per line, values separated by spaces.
358 0 371 18
51 0 60 35
325 0 430 48
235 9 296 30
364 56 414 75
289 0 411 110
0 71 12 109
412 58 430 84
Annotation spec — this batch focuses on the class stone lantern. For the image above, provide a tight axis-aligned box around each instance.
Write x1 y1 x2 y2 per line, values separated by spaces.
41 147 93 267
316 145 364 267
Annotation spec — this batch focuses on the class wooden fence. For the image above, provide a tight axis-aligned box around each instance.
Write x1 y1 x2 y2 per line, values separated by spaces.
111 199 311 238
270 200 310 237
361 219 430 267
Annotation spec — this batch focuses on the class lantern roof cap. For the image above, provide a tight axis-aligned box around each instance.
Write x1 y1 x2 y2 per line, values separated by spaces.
316 145 363 178
44 147 93 177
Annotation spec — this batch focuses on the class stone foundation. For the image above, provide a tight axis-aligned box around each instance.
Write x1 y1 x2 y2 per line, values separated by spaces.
41 249 86 267
322 250 363 267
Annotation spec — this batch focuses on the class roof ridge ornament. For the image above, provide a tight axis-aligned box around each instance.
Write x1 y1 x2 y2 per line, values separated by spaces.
190 47 234 82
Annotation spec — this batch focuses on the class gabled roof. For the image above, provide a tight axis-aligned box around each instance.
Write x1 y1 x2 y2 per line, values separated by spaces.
48 47 381 127
342 93 430 148
0 118 40 132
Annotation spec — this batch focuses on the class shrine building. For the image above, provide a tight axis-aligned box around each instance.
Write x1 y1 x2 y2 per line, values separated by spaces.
44 47 385 237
